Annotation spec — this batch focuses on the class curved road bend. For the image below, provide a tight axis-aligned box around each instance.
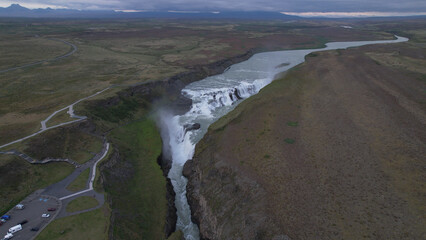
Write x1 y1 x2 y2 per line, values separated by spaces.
0 38 77 74
41 142 109 199
42 142 109 220
1 142 110 240
0 87 110 150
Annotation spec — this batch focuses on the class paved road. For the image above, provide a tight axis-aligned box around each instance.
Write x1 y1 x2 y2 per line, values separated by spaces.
0 37 112 240
0 142 109 239
40 87 110 131
0 38 77 74
41 142 109 219
0 87 110 150
43 142 109 200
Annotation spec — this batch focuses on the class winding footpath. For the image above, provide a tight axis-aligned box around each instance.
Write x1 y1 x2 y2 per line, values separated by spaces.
0 38 113 238
0 149 80 167
0 37 106 150
59 142 110 201
0 38 77 74
0 87 110 150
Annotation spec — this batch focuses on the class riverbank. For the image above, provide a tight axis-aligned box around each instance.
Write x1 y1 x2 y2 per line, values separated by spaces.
79 46 266 239
184 31 426 239
157 35 406 239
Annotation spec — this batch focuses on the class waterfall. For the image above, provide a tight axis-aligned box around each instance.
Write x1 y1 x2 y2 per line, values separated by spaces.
159 35 408 240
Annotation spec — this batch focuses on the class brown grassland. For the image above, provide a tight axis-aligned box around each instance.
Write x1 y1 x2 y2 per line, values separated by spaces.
187 20 426 239
1 18 424 240
0 19 393 145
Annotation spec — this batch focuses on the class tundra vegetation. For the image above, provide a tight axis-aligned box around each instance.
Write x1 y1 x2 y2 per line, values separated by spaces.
185 21 426 239
66 196 100 213
0 18 424 239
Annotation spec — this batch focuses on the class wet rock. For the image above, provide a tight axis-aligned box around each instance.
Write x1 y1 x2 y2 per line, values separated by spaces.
234 88 243 100
157 153 177 237
182 159 194 178
184 123 201 132
165 177 178 237
157 152 172 176
171 95 193 115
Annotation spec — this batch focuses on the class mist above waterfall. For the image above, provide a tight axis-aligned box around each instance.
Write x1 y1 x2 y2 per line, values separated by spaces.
156 35 408 240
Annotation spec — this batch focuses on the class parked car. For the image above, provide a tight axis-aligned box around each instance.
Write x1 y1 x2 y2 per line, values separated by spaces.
41 214 50 218
17 220 27 225
15 204 24 210
30 227 39 232
47 208 56 211
8 224 21 234
1 216 10 221
3 232 13 239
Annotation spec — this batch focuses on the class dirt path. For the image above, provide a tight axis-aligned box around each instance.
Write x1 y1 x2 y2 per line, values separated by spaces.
0 38 77 74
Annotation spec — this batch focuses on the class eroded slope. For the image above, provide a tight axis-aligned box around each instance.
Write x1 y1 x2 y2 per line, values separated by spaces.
185 41 426 239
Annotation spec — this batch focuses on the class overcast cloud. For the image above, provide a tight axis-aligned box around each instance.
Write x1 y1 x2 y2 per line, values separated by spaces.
1 0 426 13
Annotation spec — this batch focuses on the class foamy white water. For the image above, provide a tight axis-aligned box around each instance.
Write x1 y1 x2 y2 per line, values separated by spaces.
161 35 408 240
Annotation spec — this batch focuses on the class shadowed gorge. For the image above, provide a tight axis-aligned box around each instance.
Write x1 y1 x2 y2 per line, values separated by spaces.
159 37 409 239
0 13 425 240
184 34 426 239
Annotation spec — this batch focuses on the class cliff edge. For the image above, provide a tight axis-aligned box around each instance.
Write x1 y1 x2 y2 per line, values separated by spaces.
184 43 426 239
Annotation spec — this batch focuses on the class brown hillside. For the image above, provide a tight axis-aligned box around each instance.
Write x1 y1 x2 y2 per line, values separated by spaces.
185 42 426 239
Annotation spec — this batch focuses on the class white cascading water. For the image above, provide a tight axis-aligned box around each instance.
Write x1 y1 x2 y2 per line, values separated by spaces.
160 35 408 240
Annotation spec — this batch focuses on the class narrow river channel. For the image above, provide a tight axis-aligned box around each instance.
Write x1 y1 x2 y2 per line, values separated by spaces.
160 35 408 240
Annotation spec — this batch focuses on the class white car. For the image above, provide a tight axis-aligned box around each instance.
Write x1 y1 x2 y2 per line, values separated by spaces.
3 233 13 239
15 204 24 210
41 214 50 218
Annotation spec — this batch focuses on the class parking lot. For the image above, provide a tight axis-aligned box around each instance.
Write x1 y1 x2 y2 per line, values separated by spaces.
1 191 61 239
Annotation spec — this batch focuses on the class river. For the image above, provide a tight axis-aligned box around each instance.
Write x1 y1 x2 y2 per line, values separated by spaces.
160 35 408 240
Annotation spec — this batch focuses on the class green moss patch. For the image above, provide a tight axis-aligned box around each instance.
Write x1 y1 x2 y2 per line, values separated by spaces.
103 117 167 239
37 204 109 240
287 121 299 127
0 155 74 214
66 196 99 213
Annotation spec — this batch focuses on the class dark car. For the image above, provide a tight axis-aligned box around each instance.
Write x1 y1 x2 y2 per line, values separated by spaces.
47 208 56 211
1 215 10 220
18 219 28 225
31 227 39 231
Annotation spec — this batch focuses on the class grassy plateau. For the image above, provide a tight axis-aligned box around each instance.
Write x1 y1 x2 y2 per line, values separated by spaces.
1 17 422 239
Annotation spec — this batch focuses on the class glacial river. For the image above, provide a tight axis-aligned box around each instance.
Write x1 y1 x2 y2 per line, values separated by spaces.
161 35 408 240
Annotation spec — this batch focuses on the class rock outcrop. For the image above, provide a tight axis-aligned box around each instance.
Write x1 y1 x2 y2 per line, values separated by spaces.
184 123 201 132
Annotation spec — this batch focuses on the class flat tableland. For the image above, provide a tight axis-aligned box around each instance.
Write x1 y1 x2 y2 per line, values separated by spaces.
0 19 394 145
1 18 423 240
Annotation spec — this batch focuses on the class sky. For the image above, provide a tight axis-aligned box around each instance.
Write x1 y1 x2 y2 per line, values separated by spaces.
1 0 426 17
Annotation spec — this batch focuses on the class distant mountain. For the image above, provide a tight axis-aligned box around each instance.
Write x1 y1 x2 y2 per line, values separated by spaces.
0 4 299 20
0 4 115 18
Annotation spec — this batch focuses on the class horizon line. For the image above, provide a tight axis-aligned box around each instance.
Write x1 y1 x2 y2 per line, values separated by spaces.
1 3 426 18
282 11 426 18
